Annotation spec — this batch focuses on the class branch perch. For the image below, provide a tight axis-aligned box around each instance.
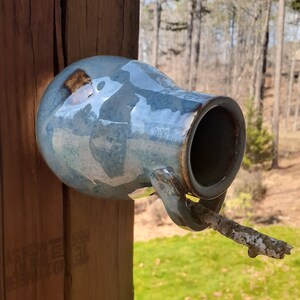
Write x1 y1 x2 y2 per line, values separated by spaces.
190 203 293 259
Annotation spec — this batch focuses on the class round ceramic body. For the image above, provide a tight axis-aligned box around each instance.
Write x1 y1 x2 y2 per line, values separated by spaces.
36 56 245 201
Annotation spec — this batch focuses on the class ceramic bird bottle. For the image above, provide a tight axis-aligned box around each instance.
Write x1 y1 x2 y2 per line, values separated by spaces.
36 56 246 231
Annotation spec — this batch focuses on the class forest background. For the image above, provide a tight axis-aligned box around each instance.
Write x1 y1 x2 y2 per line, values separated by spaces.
135 0 300 237
134 2 300 298
139 0 300 167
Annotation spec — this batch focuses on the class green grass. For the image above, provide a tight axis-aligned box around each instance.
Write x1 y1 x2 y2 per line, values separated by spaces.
134 226 300 300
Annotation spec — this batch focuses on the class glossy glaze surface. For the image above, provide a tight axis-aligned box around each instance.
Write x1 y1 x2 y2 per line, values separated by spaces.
38 57 204 199
36 56 245 202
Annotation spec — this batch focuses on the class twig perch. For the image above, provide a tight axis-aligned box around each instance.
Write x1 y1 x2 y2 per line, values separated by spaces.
190 203 293 259
151 167 292 259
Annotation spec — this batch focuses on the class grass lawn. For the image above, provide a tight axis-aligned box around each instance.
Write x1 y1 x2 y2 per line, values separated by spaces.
134 226 300 300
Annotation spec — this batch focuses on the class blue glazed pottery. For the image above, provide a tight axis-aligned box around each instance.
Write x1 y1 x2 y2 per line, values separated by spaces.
36 56 246 230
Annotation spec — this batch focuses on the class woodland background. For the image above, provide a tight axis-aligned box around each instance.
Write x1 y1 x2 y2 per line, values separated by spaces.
134 3 300 298
139 0 300 168
135 0 300 249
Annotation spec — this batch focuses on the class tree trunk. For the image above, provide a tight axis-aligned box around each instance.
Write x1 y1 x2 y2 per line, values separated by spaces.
232 4 243 99
62 0 139 299
250 1 260 99
188 0 202 90
152 0 162 67
272 0 285 168
185 0 194 88
139 0 146 61
259 29 269 107
0 0 139 299
286 57 296 130
254 0 271 124
293 74 300 131
228 4 236 96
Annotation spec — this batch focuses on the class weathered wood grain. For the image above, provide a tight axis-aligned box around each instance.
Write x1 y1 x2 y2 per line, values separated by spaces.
63 191 135 300
0 116 4 300
0 0 65 299
63 0 139 63
62 0 139 299
0 0 139 298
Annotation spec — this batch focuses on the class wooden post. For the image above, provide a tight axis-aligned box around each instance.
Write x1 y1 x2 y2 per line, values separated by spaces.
0 0 139 299
0 1 65 299
0 131 4 300
62 0 139 299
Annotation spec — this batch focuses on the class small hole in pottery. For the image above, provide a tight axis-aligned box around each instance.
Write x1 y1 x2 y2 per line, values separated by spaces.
190 107 237 187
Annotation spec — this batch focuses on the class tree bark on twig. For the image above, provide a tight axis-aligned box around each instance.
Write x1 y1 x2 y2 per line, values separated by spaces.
191 203 293 259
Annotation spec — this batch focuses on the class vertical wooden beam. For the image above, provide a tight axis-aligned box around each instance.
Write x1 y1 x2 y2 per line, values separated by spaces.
0 7 5 282
0 0 139 298
62 0 139 299
63 0 139 62
0 120 4 300
0 0 65 299
63 192 135 299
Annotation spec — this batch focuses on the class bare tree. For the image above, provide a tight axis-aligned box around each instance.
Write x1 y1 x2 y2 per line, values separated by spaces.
250 1 260 99
139 0 146 61
285 13 299 131
272 0 286 168
232 1 252 100
286 56 296 130
294 70 300 131
185 0 195 87
228 4 236 95
188 0 202 90
254 0 272 123
231 3 241 98
152 0 162 67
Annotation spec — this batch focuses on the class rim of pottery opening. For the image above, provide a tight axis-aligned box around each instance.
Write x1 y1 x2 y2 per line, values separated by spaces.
182 96 246 200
